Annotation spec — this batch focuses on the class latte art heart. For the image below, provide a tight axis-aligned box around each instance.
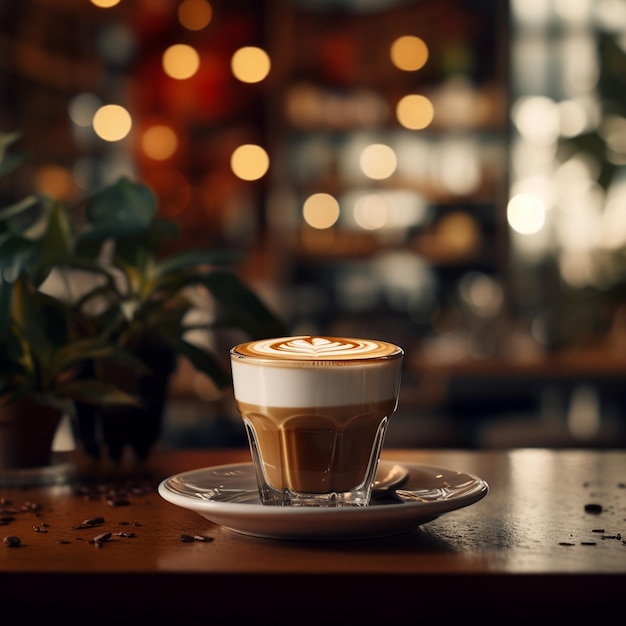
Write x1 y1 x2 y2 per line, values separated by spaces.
275 337 360 356
236 336 401 361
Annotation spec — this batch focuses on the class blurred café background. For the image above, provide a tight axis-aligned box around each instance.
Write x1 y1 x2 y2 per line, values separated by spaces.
2 0 626 450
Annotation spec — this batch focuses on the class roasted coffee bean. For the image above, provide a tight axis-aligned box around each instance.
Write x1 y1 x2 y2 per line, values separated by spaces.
3 535 21 547
93 532 112 544
585 503 603 513
180 534 195 542
193 535 214 542
83 516 105 526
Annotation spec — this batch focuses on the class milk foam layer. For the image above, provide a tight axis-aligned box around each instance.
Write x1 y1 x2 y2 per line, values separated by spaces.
230 336 403 408
232 336 402 361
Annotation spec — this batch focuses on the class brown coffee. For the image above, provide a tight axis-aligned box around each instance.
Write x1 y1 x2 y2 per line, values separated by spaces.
230 336 403 506
236 399 397 493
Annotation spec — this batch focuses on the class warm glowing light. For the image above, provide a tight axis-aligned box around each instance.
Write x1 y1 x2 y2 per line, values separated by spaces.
390 35 429 71
507 193 546 235
162 44 200 80
396 94 434 130
92 104 132 142
558 99 589 137
512 96 559 145
436 139 481 195
68 93 101 127
231 46 271 83
89 0 121 7
353 194 390 230
303 193 340 229
230 144 269 181
178 0 212 30
141 125 178 160
359 144 397 180
33 165 74 200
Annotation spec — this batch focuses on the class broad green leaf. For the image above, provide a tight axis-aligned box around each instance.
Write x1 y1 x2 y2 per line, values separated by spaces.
202 271 287 340
155 248 243 278
81 178 158 241
155 329 230 388
11 275 51 359
32 201 75 285
0 195 38 222
0 131 21 153
0 151 27 181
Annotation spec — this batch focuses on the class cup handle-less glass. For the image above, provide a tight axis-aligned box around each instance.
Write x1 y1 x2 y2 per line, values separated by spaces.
243 413 390 507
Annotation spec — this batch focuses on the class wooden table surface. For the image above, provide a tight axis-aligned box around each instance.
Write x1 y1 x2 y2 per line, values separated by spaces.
1 447 625 623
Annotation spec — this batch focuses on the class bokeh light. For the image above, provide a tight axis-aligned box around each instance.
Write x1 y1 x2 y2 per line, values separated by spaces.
162 44 200 80
230 144 270 181
178 0 213 31
303 193 340 229
390 35 429 71
68 93 101 127
359 143 397 179
396 94 435 130
353 194 390 230
231 46 271 83
507 192 547 235
89 0 121 7
141 125 178 160
512 96 559 145
92 104 132 142
33 164 74 200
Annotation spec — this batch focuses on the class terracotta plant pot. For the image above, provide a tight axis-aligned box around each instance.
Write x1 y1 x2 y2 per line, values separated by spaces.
0 396 63 471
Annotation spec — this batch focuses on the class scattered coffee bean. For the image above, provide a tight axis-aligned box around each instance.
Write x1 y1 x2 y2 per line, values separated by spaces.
3 535 21 547
193 535 214 542
180 534 195 542
91 532 112 547
83 516 105 526
585 503 603 513
581 542 597 546
33 525 48 533
0 516 15 524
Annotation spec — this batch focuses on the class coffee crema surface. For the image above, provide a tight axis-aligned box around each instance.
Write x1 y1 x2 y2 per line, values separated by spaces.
232 336 403 362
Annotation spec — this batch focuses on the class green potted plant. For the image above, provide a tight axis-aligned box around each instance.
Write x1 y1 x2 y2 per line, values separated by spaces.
0 134 140 475
0 133 287 470
70 176 287 463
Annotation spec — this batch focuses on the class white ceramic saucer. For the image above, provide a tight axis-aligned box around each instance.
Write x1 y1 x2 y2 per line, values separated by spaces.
158 460 488 541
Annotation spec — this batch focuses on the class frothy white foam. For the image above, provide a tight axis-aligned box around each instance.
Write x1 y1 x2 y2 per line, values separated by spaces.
230 336 403 407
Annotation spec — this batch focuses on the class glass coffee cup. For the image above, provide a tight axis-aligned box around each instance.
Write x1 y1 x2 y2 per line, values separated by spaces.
230 336 403 507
